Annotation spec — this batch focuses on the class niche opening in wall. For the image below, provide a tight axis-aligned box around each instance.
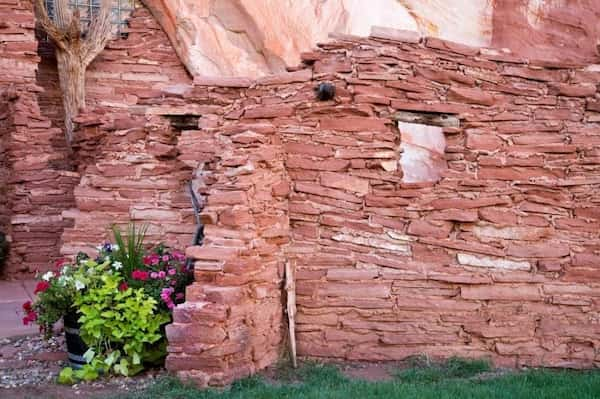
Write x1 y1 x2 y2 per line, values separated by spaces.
395 111 458 184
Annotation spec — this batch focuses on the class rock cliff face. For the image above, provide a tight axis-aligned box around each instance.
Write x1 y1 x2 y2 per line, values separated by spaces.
142 0 599 78
492 0 600 64
142 0 494 77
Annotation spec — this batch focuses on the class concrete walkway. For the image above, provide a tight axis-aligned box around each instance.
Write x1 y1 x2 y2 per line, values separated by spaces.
0 280 39 338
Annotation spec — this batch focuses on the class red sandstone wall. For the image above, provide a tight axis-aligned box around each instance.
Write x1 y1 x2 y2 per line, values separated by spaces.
0 0 78 278
167 31 600 373
286 34 600 368
16 1 599 380
167 105 289 385
30 7 194 255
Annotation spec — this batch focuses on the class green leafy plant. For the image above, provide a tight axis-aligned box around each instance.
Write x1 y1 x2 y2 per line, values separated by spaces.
111 223 148 276
72 258 170 378
23 260 77 338
23 222 192 384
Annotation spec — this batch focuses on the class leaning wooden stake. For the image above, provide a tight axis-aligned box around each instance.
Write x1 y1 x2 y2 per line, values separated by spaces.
285 261 297 368
34 0 113 145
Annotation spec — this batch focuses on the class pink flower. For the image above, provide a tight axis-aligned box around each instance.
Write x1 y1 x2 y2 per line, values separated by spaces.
158 271 166 279
168 269 176 276
132 270 149 281
167 302 175 309
170 280 177 286
162 255 170 262
150 254 160 265
150 272 158 279
172 251 185 261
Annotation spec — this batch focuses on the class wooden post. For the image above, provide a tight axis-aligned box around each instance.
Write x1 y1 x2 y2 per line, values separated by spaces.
285 261 297 368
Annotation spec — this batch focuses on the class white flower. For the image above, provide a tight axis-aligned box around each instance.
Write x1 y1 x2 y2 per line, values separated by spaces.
111 244 119 251
42 271 55 281
58 275 72 285
75 280 85 291
96 245 103 251
57 275 72 287
112 261 123 270
104 256 111 262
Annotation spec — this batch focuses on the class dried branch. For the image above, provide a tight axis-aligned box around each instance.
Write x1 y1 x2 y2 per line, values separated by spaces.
33 0 116 145
82 0 113 66
33 0 67 50
53 0 73 30
285 262 297 368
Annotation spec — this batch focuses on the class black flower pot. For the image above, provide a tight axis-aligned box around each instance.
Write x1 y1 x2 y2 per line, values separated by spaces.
63 312 88 369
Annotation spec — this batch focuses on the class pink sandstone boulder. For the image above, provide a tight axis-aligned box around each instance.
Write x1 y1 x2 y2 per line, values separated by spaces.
141 0 600 78
141 0 493 77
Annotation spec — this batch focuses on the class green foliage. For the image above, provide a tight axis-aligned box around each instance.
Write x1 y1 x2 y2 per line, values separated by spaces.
112 363 600 399
394 356 491 383
111 223 148 276
58 367 75 385
25 224 191 385
73 262 170 378
33 266 78 338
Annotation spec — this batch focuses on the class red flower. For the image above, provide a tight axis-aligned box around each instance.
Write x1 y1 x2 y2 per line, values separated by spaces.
131 269 149 281
34 281 50 294
119 282 128 291
22 311 37 325
54 258 67 268
22 301 32 312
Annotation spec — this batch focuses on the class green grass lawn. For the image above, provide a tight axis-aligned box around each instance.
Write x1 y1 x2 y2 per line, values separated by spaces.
118 358 600 399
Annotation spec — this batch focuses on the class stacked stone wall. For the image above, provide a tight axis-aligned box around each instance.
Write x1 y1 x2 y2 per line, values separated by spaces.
2 0 599 382
162 30 600 376
0 0 77 278
59 7 194 253
283 33 600 368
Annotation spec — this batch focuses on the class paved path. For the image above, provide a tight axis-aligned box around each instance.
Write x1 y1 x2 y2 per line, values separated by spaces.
0 280 39 338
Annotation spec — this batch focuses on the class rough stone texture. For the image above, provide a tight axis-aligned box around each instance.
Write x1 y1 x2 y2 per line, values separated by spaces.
160 32 600 373
0 0 77 278
2 0 600 386
166 109 288 387
141 0 494 77
141 0 600 78
59 7 194 255
492 0 600 65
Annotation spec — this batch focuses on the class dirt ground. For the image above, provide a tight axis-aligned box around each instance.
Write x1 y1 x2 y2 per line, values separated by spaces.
0 334 162 399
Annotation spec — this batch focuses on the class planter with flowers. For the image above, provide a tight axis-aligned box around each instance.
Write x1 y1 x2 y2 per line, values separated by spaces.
22 224 192 383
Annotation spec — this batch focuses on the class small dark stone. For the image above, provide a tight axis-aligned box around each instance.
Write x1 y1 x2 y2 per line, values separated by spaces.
315 82 335 101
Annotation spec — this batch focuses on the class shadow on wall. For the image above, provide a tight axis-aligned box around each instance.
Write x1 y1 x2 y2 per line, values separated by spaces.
0 232 7 270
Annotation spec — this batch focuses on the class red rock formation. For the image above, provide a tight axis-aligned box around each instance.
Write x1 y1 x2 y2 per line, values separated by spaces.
141 0 494 77
141 0 599 77
492 0 600 64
